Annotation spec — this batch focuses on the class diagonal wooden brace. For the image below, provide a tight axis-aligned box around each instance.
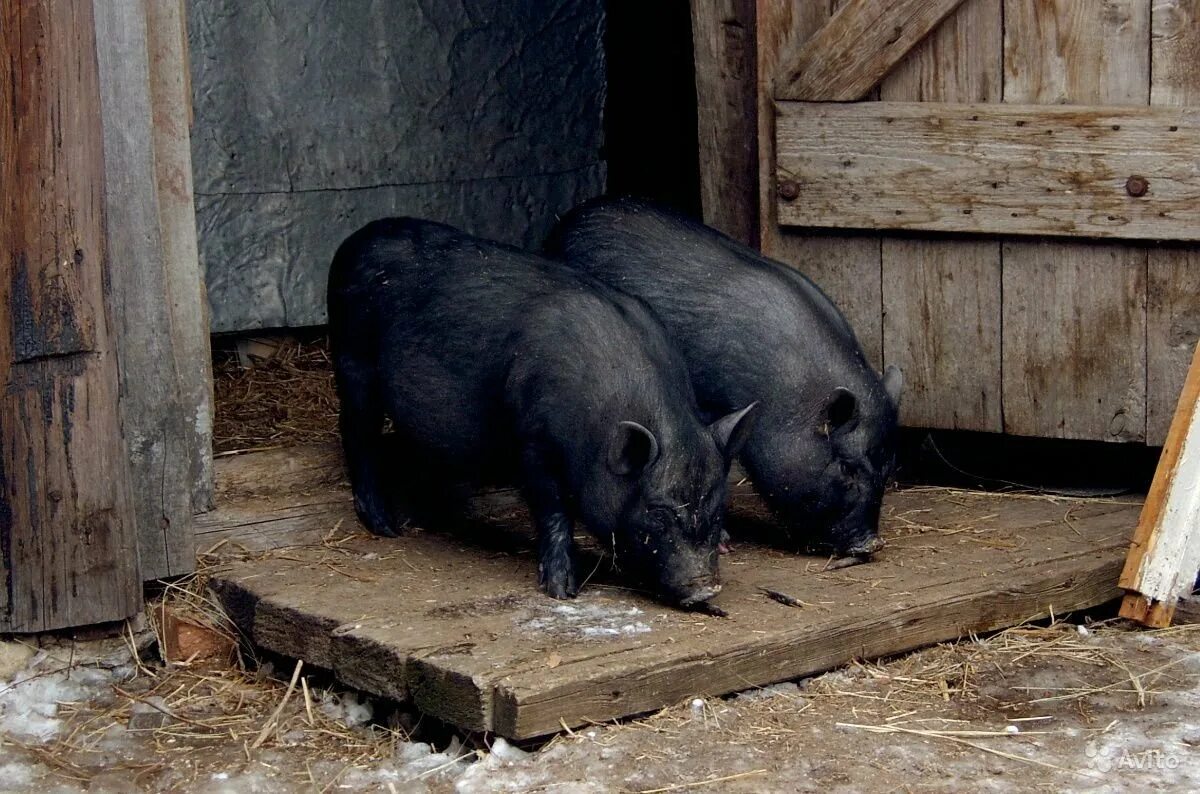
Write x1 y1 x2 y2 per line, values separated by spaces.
1119 341 1200 627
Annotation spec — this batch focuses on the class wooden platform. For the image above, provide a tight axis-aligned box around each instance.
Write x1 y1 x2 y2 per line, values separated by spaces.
202 445 1141 739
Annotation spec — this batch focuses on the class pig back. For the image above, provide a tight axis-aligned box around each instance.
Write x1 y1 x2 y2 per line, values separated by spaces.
549 199 877 413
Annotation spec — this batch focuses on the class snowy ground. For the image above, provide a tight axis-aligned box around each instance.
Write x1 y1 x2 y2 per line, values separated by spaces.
0 616 1196 792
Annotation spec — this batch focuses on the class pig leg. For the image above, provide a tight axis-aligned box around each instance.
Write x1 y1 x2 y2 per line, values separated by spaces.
334 358 396 536
522 445 578 599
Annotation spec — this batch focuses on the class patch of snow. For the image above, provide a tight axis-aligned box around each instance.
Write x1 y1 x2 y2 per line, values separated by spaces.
489 737 529 763
518 599 654 640
735 682 803 702
318 690 373 728
0 762 36 791
0 665 116 742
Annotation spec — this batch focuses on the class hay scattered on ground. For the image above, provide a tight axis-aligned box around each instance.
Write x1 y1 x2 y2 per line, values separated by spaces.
4 557 410 791
212 336 339 454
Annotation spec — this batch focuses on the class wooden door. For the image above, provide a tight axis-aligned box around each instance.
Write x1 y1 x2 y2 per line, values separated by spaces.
694 0 1200 445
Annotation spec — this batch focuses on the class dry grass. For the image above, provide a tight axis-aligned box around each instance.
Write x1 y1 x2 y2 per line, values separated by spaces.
2 552 410 791
212 336 339 453
571 618 1200 785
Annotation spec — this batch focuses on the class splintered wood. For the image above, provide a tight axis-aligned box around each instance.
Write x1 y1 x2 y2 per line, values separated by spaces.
1120 341 1200 627
203 445 1140 740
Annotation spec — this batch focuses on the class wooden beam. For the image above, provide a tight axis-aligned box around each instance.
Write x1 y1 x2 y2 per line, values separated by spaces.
0 0 142 631
1120 341 1200 627
94 0 206 579
773 0 967 101
775 101 1200 241
690 0 758 246
144 0 215 516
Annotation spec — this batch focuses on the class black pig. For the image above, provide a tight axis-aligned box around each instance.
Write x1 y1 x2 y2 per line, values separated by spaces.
548 199 902 558
327 218 756 606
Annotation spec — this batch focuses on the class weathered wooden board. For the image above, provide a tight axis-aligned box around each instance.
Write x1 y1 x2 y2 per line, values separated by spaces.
1148 0 1200 445
774 101 1199 241
0 0 142 631
94 0 201 579
145 0 215 517
690 0 759 247
879 0 1003 432
1003 0 1150 107
756 1 884 368
754 0 827 253
1001 240 1147 441
207 445 1140 739
1001 0 1150 443
1120 340 1200 627
774 0 967 101
1148 248 1200 445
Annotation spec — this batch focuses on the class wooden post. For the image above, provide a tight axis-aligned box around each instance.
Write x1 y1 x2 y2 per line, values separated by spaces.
144 0 213 520
0 0 143 631
690 0 759 247
94 0 209 580
1119 341 1200 627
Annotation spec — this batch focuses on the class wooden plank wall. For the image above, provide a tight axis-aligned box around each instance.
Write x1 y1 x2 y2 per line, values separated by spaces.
879 0 1003 431
1148 0 1200 443
0 0 143 631
1000 0 1149 443
757 0 884 368
753 0 1200 444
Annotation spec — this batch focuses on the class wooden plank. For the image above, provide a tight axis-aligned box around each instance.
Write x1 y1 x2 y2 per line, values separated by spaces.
1119 341 1200 627
1148 249 1200 444
145 0 215 515
0 0 142 631
1004 0 1151 106
879 0 1003 431
756 2 883 368
774 101 1200 241
206 444 1141 739
1001 0 1150 443
774 0 967 101
94 0 201 579
1001 239 1147 441
1147 0 1200 444
755 0 831 253
690 0 759 246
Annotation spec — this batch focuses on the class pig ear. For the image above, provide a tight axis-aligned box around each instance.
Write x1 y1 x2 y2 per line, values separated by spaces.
882 364 904 407
823 387 858 431
710 402 758 462
609 421 660 476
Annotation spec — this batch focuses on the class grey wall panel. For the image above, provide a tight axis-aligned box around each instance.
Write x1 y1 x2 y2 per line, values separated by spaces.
197 165 604 330
189 0 606 332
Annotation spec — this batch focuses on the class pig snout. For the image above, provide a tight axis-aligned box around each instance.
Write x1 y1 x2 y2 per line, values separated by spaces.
674 575 722 607
842 535 885 557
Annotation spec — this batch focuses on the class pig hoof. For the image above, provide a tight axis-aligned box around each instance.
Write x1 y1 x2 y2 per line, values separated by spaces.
354 497 398 538
539 566 579 599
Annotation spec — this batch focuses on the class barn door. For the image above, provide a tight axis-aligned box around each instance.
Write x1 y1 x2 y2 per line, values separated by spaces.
747 0 1200 445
